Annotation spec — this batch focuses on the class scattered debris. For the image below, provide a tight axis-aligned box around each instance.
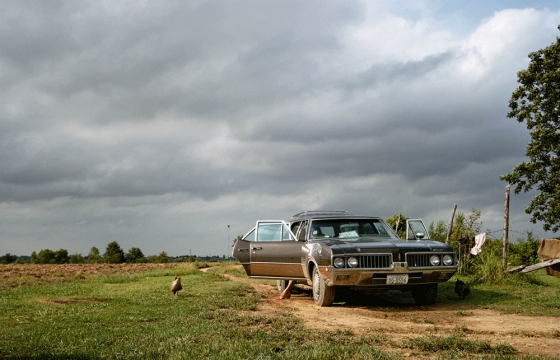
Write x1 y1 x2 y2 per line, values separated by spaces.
511 239 560 278
519 259 560 275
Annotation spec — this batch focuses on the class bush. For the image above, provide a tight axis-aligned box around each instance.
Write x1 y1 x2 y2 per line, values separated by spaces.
470 250 505 284
69 254 85 264
508 232 539 266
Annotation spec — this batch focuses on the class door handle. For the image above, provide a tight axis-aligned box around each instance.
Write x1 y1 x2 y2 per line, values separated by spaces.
237 248 248 252
252 247 263 251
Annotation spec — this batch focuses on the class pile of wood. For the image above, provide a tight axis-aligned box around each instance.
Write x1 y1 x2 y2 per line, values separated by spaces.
510 239 560 277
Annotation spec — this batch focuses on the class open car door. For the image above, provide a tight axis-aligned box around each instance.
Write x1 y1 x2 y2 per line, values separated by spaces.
233 221 306 280
406 219 430 240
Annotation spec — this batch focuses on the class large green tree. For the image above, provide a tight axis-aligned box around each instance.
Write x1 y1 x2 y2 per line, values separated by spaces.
103 242 126 264
125 247 145 263
501 26 560 232
87 247 102 263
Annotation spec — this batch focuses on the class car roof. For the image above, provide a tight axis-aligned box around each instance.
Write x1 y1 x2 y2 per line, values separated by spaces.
290 210 383 221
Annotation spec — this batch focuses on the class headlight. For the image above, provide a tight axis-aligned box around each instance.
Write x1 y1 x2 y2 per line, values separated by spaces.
430 255 440 266
333 257 345 268
347 257 358 268
443 254 453 266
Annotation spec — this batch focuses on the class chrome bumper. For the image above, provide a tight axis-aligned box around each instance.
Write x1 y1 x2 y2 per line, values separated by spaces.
319 262 457 288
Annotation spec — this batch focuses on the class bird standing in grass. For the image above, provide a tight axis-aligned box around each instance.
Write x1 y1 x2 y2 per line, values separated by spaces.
455 279 472 299
171 275 182 295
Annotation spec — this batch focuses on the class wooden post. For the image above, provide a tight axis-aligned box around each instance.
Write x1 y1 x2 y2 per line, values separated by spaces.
445 204 457 244
503 185 510 270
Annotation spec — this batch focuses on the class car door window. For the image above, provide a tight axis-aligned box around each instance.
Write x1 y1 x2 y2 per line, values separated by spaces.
298 221 308 241
243 228 255 241
291 222 301 237
282 225 294 240
256 222 295 241
406 219 429 240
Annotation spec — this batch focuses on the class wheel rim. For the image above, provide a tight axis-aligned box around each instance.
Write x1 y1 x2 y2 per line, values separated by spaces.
313 269 321 302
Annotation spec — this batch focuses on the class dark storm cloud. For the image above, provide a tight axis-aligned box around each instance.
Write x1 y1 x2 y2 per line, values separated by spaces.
1 1 559 256
1 1 364 122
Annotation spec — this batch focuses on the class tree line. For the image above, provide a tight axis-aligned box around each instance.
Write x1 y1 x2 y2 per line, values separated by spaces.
0 241 199 265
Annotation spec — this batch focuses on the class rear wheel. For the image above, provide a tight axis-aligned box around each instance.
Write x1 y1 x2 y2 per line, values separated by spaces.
312 267 335 307
411 284 438 305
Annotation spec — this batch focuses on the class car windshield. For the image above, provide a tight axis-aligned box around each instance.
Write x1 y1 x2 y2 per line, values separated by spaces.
310 219 398 241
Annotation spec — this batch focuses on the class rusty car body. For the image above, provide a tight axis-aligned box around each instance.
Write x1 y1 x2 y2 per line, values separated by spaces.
233 210 458 306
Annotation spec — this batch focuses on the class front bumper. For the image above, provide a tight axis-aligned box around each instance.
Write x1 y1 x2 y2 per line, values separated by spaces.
319 262 457 289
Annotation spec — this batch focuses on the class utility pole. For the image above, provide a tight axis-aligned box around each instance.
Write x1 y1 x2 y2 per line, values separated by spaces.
445 203 457 244
503 185 510 270
228 225 230 258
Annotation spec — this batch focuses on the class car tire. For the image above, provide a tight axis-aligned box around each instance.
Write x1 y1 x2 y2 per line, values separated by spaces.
411 284 438 305
277 280 289 294
312 267 335 307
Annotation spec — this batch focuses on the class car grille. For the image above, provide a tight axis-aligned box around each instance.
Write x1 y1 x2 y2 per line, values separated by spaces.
406 254 431 267
358 254 392 269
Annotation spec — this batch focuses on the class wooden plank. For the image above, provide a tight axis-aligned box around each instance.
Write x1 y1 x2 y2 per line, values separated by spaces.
507 264 526 273
519 258 560 274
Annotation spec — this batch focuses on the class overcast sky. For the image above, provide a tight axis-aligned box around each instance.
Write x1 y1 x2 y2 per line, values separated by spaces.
1 1 560 258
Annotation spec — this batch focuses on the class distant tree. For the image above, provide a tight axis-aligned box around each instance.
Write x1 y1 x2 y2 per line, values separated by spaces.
54 249 69 264
0 253 17 264
448 208 482 249
501 26 560 232
36 249 56 264
147 255 160 263
15 257 25 264
125 247 145 263
69 254 85 264
428 220 447 242
385 213 409 239
30 251 38 264
103 242 125 264
158 251 170 263
87 247 102 263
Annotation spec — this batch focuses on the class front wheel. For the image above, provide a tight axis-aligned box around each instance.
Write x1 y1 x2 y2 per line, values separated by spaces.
411 284 438 305
312 267 335 307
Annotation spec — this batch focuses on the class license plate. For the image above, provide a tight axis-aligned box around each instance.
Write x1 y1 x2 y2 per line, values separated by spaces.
386 274 408 284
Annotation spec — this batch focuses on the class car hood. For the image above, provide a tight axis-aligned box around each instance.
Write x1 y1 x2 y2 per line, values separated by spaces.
318 238 453 255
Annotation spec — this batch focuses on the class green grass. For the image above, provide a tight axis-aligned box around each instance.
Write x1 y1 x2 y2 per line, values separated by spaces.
397 335 516 355
0 263 398 359
1 263 559 359
438 270 560 316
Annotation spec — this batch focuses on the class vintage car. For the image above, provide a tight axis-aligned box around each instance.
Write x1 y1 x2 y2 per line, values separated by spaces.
233 210 458 306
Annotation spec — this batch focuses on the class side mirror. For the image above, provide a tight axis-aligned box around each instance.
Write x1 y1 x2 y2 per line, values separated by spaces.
415 233 425 239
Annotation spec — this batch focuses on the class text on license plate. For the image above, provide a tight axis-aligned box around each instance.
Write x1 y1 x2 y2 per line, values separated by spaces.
386 274 408 284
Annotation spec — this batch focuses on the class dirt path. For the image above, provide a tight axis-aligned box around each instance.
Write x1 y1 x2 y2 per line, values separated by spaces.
218 268 560 358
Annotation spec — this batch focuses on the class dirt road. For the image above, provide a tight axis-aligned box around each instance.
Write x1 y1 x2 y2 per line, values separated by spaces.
223 268 560 358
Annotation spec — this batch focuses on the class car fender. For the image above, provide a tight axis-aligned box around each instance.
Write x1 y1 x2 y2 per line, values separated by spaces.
304 243 332 282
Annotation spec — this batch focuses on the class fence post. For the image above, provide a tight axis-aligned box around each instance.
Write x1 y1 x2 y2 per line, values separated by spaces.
445 204 457 244
503 185 510 270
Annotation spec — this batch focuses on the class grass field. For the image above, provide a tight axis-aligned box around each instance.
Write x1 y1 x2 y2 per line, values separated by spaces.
0 262 559 359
